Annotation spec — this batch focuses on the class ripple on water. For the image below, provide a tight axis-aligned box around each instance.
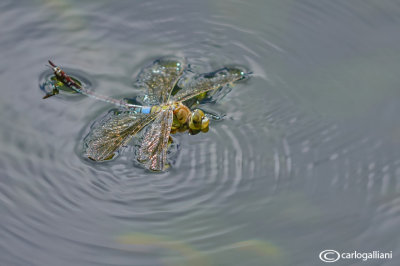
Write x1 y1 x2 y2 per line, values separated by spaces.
32 62 294 265
28 49 289 265
6 0 400 265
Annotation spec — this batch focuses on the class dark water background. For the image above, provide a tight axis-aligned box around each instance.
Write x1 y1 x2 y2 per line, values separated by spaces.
1 0 400 265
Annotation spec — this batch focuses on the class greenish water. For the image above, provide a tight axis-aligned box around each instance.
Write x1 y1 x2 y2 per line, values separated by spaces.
1 0 400 265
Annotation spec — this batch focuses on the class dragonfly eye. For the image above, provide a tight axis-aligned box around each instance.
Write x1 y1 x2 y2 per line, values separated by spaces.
201 116 209 130
189 109 205 130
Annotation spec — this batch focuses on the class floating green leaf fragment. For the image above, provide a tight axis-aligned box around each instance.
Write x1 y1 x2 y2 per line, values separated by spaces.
51 75 82 94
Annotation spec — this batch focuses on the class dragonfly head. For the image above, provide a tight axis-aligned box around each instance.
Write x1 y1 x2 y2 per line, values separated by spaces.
189 109 209 134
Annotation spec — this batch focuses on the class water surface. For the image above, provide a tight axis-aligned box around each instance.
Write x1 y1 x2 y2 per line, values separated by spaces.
1 0 400 265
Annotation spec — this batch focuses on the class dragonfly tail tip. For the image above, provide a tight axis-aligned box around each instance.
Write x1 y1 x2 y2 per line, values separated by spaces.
48 60 56 67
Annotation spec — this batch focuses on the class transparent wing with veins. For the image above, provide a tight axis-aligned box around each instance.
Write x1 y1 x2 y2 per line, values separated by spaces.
173 67 247 102
137 108 173 171
84 110 160 161
136 57 185 105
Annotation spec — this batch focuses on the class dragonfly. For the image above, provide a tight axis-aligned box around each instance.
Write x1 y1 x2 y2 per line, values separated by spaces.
44 57 248 171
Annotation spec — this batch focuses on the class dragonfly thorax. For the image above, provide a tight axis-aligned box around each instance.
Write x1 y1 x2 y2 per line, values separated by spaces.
173 103 191 124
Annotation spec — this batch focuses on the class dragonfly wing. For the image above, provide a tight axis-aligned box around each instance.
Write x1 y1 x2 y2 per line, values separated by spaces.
84 109 159 161
137 108 173 171
136 57 185 105
173 67 247 102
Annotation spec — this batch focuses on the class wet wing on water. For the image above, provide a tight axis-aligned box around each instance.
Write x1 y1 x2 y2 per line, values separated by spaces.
136 57 185 105
137 108 173 171
84 110 160 161
174 67 247 102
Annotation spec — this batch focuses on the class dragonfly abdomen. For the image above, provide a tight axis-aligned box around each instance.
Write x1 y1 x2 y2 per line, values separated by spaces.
125 105 152 114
